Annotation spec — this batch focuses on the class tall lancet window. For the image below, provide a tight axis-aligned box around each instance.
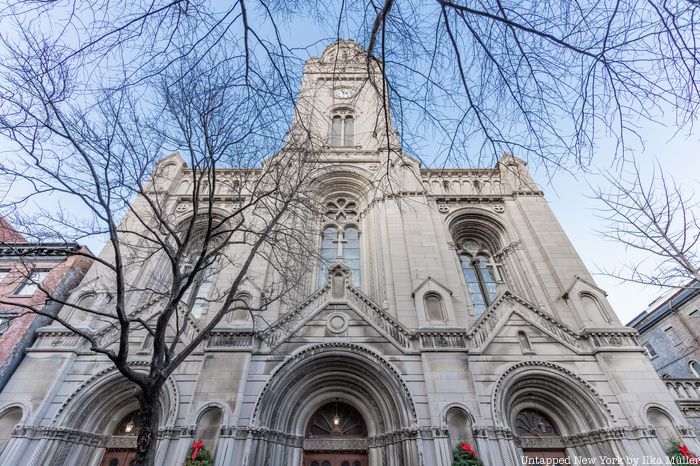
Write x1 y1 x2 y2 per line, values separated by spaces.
343 116 354 147
319 198 361 287
319 226 339 284
330 114 355 147
458 240 500 317
179 221 225 319
331 116 343 147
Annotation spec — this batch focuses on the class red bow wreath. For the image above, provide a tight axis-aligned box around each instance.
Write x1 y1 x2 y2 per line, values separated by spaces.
191 440 204 460
460 443 478 458
679 444 700 464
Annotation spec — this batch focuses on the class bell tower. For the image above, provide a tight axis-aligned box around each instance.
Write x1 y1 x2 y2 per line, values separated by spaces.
290 40 398 154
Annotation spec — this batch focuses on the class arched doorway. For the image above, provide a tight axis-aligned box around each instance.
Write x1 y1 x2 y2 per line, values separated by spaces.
495 363 618 462
249 344 419 466
98 411 139 466
303 402 368 466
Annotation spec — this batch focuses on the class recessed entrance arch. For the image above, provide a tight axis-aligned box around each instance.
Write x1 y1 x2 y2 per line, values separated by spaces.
248 343 420 466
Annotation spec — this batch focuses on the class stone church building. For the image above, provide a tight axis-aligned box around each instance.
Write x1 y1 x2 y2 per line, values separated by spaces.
0 41 696 466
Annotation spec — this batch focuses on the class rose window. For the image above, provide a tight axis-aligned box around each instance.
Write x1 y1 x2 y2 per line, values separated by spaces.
325 198 358 222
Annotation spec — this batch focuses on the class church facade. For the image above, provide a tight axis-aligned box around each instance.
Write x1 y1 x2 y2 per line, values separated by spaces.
0 41 696 466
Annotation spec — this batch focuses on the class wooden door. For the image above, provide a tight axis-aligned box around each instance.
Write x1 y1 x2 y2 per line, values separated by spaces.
99 449 137 466
304 451 369 466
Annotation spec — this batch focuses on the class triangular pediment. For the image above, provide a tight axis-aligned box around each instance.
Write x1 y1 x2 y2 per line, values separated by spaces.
468 290 585 354
258 268 415 353
563 275 608 298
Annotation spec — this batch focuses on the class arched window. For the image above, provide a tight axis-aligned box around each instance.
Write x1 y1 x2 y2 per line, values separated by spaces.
449 213 506 317
331 116 342 146
71 293 96 323
343 116 354 146
647 407 680 445
344 226 360 287
518 331 534 354
319 226 339 284
446 407 474 451
319 198 361 288
690 361 700 377
179 221 225 318
230 292 251 322
459 250 498 317
424 293 445 322
183 256 219 318
195 407 223 458
0 407 22 454
330 115 354 147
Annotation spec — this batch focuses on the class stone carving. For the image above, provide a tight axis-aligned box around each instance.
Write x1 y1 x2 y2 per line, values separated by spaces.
491 360 615 427
175 202 190 213
326 312 349 334
470 292 584 353
346 287 413 351
34 331 85 351
493 204 505 213
207 332 254 349
437 203 449 213
587 330 639 349
303 438 368 450
418 332 468 350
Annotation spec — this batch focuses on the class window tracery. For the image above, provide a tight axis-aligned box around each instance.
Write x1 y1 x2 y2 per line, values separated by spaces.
306 402 367 438
514 410 559 437
319 197 361 288
325 198 358 222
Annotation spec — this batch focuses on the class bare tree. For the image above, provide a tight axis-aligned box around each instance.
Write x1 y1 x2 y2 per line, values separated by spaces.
0 40 323 463
591 160 699 289
1 1 698 172
0 1 698 463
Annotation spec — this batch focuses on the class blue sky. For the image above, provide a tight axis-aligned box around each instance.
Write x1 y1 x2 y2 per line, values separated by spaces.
2 3 697 324
534 124 699 323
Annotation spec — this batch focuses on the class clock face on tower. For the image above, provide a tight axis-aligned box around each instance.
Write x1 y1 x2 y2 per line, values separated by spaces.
333 88 354 99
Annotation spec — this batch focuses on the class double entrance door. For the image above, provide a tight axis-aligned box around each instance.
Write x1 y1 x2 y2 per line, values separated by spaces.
304 451 368 466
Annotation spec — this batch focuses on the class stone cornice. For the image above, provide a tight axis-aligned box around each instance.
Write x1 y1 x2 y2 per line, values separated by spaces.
0 242 81 258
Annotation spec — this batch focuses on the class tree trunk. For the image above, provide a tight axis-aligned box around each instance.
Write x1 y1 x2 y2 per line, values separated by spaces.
134 386 162 466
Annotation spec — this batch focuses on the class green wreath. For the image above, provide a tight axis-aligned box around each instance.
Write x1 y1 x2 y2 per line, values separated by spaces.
452 442 484 466
183 441 213 466
667 441 700 464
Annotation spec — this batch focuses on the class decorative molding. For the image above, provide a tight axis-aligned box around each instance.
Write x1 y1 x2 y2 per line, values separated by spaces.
469 291 584 353
0 242 81 258
52 361 180 427
32 330 87 351
206 331 255 350
585 329 640 351
491 360 615 427
346 287 414 351
303 438 368 450
417 331 468 350
251 342 418 426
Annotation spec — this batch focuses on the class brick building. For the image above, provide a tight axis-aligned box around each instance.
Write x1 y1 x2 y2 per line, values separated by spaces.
628 282 700 378
0 219 93 393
